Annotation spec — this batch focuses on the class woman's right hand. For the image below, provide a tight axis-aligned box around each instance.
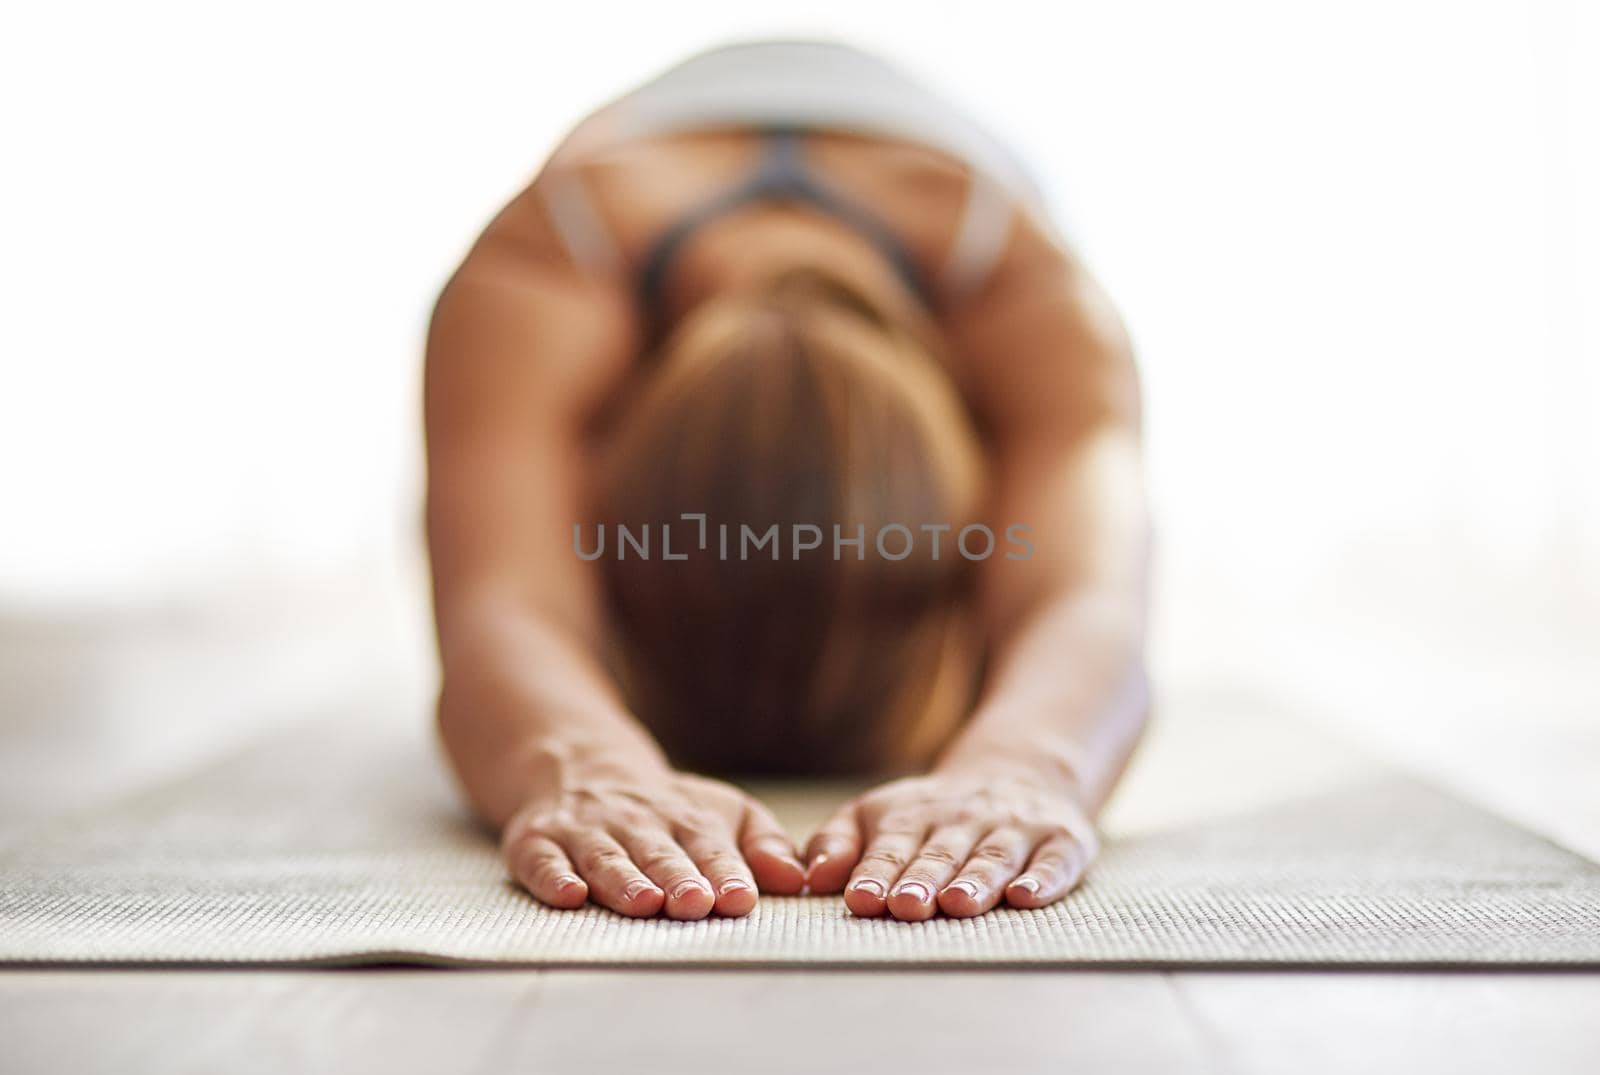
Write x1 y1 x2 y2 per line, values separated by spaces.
500 752 807 919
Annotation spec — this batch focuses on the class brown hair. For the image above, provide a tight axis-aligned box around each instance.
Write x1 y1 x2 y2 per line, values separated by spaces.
594 268 986 776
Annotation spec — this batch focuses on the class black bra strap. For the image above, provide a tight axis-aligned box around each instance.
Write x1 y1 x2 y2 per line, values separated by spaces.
636 129 931 325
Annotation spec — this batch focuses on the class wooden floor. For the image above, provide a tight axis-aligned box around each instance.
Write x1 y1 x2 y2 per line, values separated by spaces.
4 968 1597 1074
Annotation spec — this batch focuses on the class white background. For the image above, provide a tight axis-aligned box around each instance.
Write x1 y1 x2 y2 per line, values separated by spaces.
2 1 1597 832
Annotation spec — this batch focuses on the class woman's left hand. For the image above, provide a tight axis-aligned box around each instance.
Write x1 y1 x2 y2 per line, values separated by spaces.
803 767 1099 920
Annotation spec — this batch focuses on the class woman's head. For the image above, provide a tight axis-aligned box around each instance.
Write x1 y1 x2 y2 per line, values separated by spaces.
595 267 986 775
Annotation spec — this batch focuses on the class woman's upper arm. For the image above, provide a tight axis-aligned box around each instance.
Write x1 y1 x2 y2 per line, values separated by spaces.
423 185 640 658
944 211 1147 628
946 212 1141 446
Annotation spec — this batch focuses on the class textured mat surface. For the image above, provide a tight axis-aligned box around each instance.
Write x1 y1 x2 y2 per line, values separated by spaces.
3 690 1598 967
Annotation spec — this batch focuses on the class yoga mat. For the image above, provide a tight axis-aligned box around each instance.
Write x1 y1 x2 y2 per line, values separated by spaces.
2 688 1598 967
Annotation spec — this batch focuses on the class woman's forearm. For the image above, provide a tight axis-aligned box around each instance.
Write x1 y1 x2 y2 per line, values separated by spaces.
936 585 1148 813
937 424 1151 813
436 599 668 827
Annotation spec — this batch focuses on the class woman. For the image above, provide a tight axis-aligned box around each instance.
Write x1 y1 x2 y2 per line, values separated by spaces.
426 40 1150 922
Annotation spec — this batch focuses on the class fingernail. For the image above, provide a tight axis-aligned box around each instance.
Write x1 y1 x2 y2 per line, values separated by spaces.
717 878 751 896
670 879 709 900
849 878 885 899
1010 877 1040 896
892 880 931 904
553 874 584 892
943 879 979 900
622 879 661 902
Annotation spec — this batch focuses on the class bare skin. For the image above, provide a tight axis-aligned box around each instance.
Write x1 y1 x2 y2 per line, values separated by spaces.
426 130 1149 920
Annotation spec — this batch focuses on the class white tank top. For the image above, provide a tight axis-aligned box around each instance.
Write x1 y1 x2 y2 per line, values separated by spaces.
540 39 1050 300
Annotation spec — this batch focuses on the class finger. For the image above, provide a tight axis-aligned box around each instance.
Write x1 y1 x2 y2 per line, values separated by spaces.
1005 834 1094 909
504 832 588 910
739 799 806 895
937 826 1033 918
802 801 862 895
675 819 758 917
612 824 715 920
559 827 664 917
844 816 927 918
887 823 981 922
